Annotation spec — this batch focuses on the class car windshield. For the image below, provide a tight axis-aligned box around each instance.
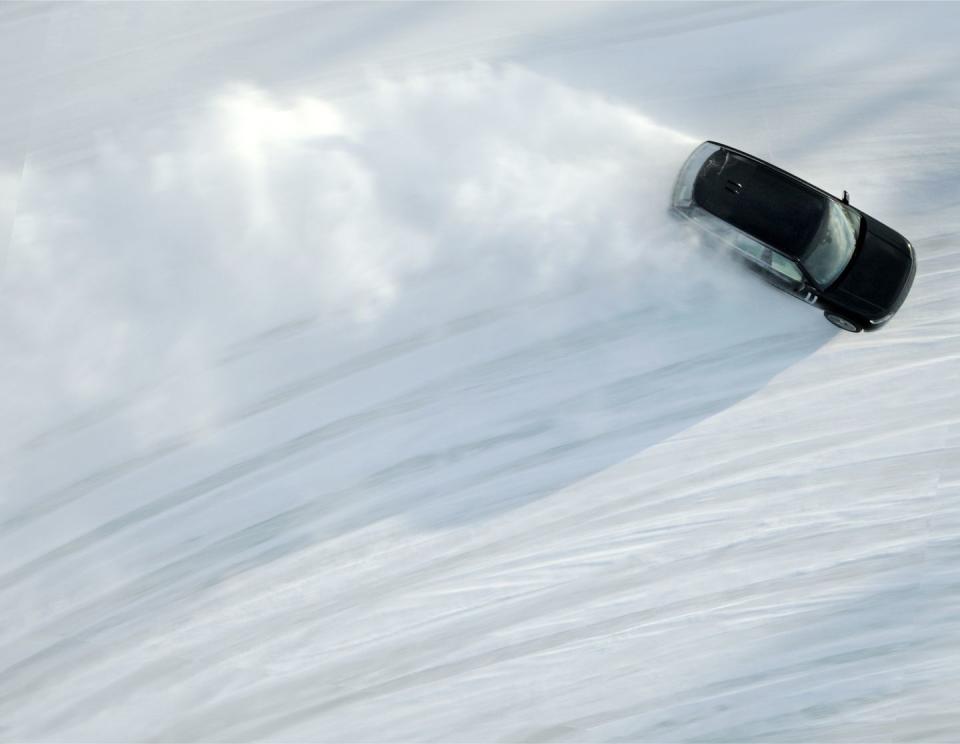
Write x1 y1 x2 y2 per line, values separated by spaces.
802 199 861 287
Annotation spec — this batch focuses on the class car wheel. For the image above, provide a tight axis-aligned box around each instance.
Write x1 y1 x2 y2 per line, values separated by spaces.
824 312 861 333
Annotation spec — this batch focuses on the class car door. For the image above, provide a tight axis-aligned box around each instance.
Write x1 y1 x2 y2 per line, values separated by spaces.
687 206 816 302
758 247 817 303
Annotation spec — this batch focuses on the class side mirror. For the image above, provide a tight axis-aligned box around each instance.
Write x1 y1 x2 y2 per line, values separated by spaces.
842 190 850 205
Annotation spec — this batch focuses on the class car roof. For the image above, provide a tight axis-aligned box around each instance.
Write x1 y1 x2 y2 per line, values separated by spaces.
693 144 827 259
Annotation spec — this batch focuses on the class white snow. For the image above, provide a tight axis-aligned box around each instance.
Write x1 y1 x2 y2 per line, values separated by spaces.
1 2 958 741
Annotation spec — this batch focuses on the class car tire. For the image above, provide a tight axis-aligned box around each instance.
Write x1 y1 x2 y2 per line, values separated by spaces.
824 312 862 333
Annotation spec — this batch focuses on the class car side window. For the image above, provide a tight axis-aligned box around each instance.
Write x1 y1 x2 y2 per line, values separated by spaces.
730 235 767 264
769 251 804 284
686 208 804 285
695 211 767 263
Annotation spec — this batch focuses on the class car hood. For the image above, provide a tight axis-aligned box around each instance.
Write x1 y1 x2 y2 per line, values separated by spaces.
825 217 914 318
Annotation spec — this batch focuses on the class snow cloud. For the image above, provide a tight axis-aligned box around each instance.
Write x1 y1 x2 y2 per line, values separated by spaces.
0 64 702 451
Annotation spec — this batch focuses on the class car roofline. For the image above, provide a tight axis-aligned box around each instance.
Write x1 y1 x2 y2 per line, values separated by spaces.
704 141 849 207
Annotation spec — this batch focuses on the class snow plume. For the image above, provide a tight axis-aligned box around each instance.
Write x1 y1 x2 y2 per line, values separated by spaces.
0 64 701 451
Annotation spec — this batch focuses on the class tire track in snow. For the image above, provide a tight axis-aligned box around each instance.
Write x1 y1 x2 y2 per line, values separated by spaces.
170 554 956 742
1 290 635 535
5 426 950 733
0 325 829 721
0 322 805 594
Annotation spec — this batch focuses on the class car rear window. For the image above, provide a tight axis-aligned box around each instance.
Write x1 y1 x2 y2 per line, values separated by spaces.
693 149 825 258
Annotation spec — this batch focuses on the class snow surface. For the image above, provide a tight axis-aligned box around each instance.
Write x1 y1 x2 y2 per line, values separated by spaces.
1 2 958 741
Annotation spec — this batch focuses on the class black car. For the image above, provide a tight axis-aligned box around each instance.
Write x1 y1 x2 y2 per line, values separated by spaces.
672 142 915 332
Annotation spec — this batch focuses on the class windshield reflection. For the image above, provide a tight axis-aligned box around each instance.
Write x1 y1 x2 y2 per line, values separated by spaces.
803 200 861 287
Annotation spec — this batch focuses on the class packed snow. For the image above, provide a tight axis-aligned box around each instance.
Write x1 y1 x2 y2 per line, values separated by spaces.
1 2 958 741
